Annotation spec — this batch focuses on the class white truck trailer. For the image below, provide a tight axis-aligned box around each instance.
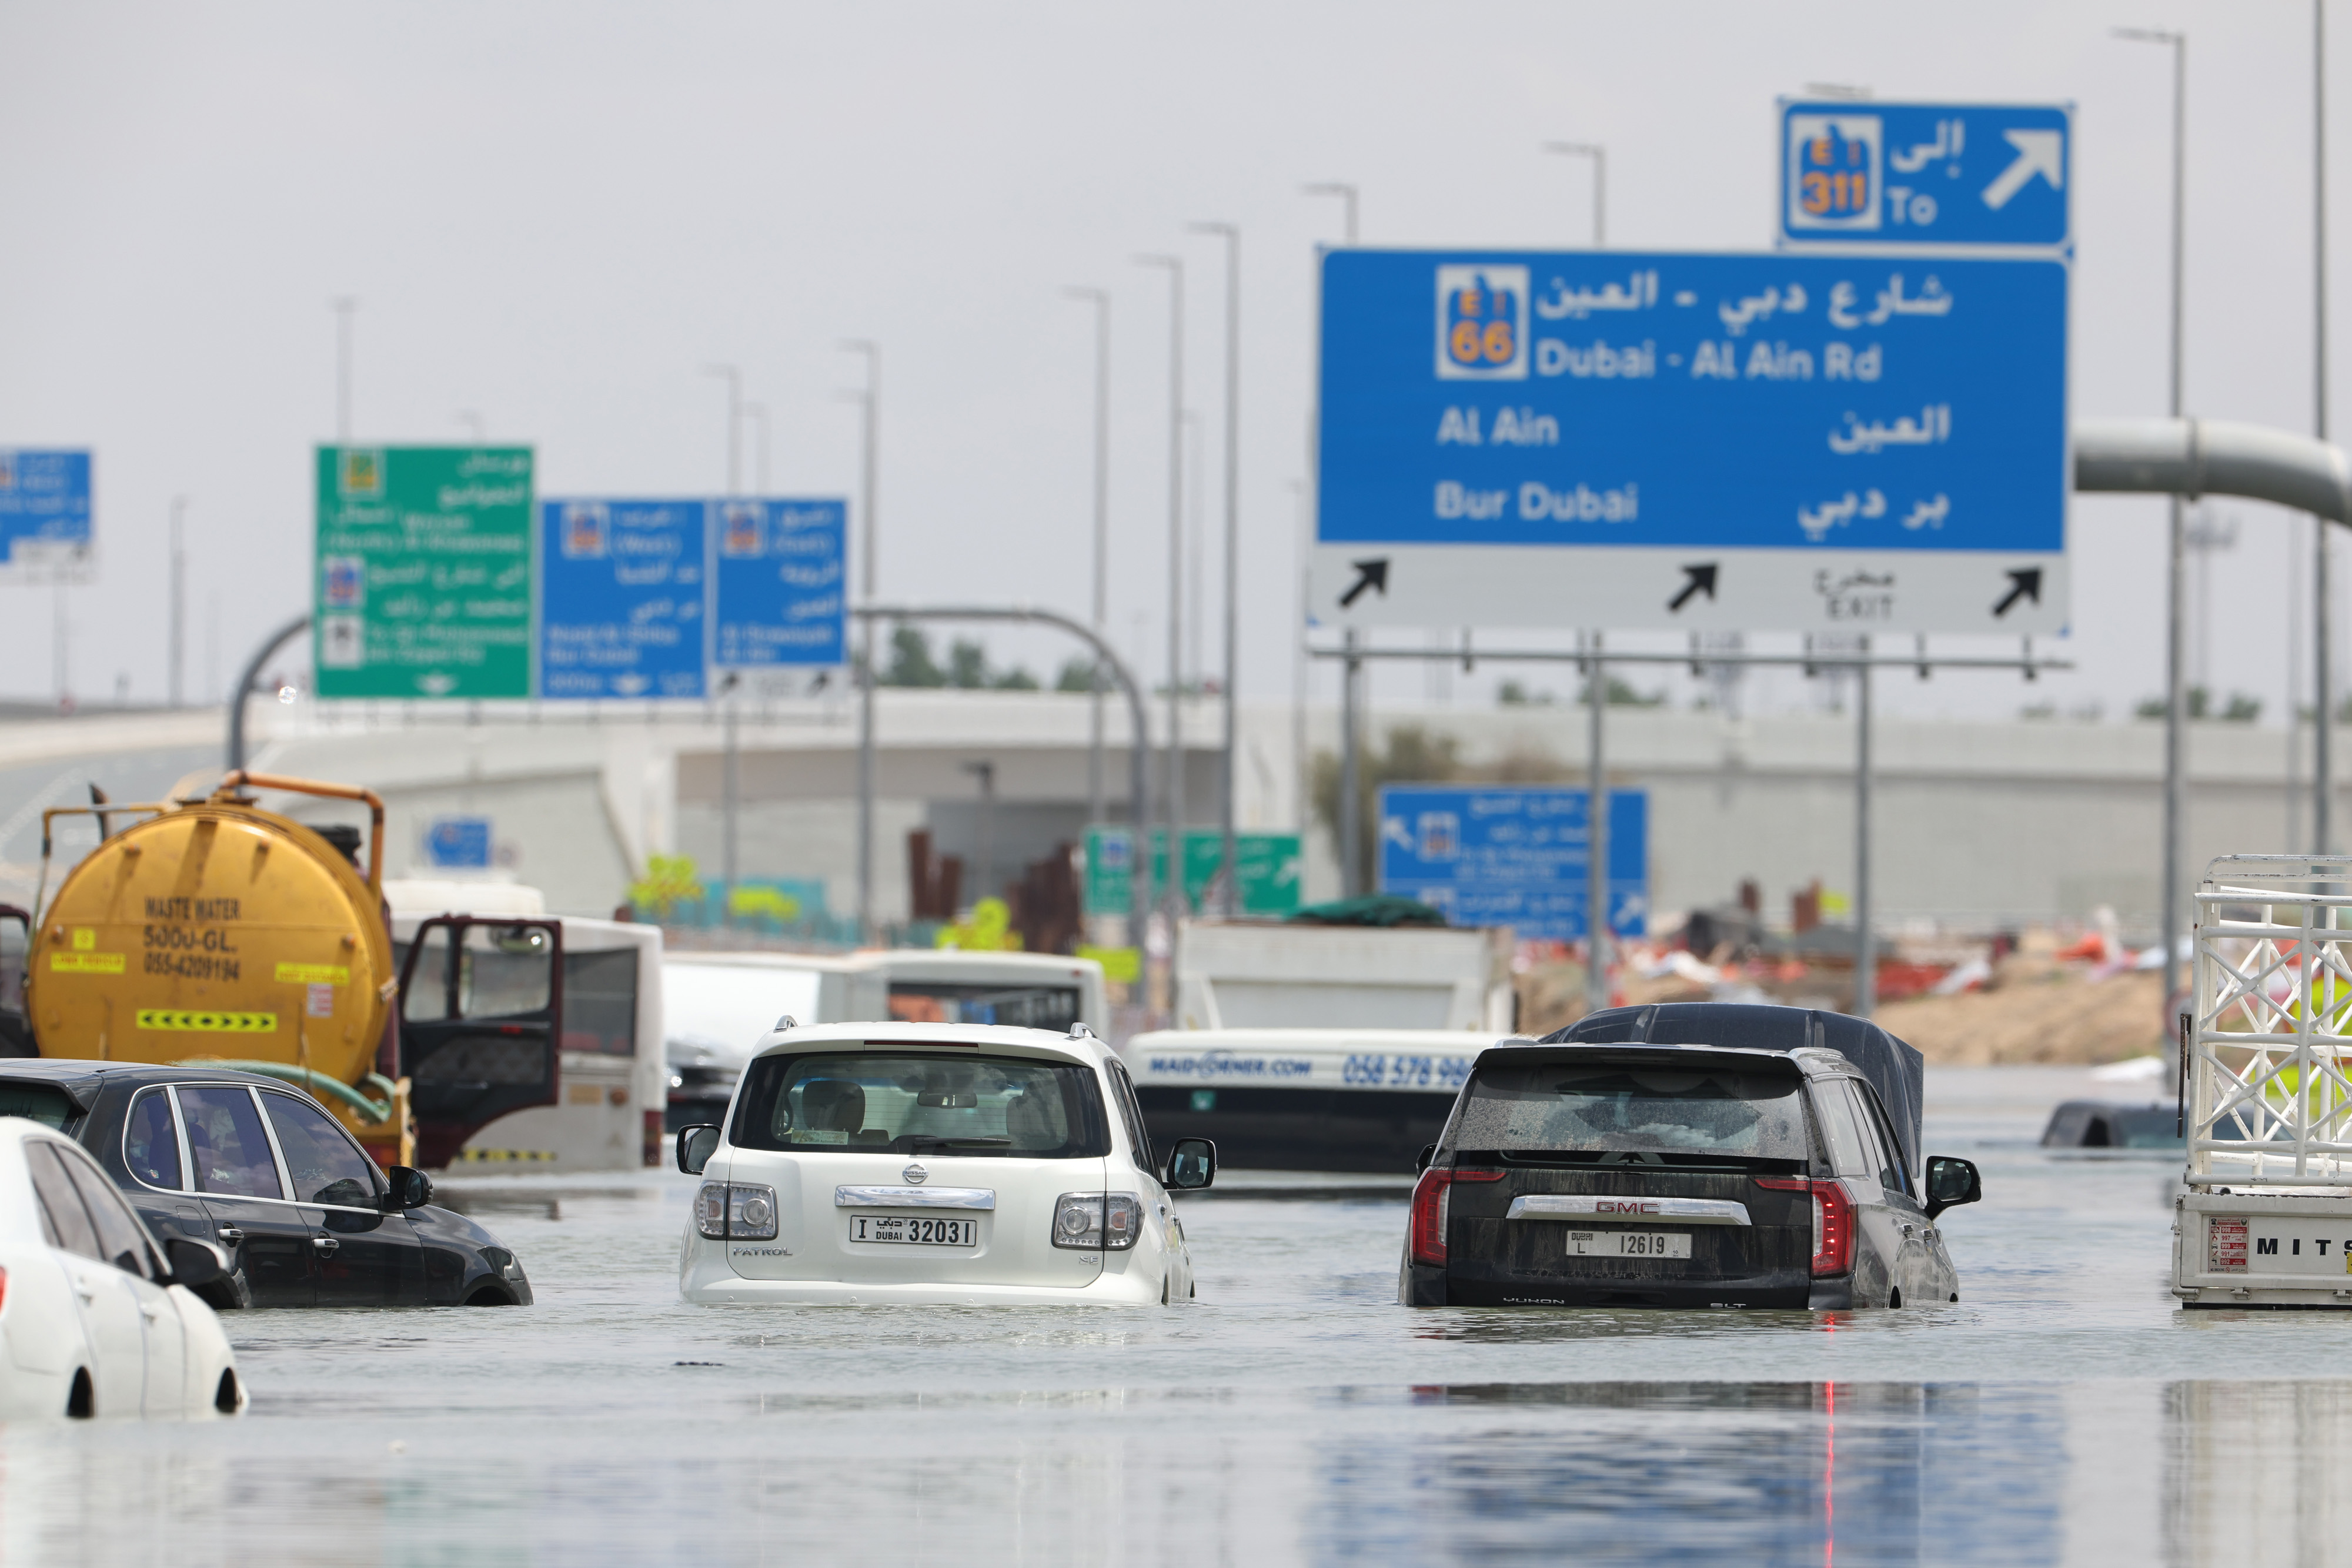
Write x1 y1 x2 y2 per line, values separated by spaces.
1170 918 1515 1033
2174 855 2352 1306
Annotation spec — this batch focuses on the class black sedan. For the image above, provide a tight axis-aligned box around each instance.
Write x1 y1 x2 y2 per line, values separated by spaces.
1399 1004 1983 1310
0 1061 532 1309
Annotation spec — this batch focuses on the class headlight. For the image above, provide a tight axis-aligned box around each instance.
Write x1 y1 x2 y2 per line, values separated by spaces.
1052 1192 1142 1251
697 1182 779 1241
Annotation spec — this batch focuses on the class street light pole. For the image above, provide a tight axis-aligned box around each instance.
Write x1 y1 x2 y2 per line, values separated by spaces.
2117 25 2189 1007
332 297 357 444
1063 286 1112 833
168 496 188 710
1302 183 1359 895
841 341 880 943
1137 255 1185 920
702 365 743 496
1543 142 1607 247
2318 0 2337 855
744 402 771 495
1190 222 1242 913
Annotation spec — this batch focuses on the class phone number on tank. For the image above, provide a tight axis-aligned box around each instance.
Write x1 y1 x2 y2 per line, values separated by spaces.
1341 1055 1475 1089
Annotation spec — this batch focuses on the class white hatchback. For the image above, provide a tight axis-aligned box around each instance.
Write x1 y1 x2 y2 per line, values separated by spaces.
676 1022 1214 1306
0 1116 246 1419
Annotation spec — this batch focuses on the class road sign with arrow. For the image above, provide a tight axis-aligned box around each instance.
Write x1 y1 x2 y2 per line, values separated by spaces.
1310 248 2069 634
1777 100 2072 251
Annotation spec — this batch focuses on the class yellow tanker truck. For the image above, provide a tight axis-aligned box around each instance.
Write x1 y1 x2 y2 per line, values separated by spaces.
9 770 566 1170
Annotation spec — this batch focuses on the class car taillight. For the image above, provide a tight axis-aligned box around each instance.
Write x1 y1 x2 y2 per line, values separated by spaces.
1053 1193 1142 1250
0 1265 8 1312
695 1182 778 1240
1408 1168 1504 1267
1755 1177 1855 1277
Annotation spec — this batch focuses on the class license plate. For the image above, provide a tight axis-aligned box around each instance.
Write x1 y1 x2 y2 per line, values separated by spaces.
848 1215 977 1247
1563 1230 1692 1259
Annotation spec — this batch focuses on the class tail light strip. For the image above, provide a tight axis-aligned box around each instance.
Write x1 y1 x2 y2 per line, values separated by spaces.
1754 1176 1855 1277
1408 1168 1505 1267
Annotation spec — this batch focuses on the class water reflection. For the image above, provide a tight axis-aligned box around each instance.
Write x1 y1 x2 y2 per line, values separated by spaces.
2166 1380 2352 1566
1314 1381 2062 1567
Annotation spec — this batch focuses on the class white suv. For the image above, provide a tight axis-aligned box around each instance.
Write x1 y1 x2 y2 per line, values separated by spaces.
676 1022 1212 1306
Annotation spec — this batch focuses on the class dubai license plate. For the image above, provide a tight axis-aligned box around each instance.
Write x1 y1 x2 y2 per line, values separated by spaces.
848 1215 977 1247
1563 1230 1691 1259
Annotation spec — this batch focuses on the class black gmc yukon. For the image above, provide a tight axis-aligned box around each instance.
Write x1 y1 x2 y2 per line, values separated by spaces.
1398 1004 1982 1310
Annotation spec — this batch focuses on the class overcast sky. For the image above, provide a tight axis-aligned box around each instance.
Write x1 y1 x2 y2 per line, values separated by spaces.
0 0 2333 726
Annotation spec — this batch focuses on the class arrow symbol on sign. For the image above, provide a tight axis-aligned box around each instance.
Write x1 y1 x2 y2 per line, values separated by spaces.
1339 558 1389 609
1992 567 2042 618
1668 563 1719 613
1980 129 2064 211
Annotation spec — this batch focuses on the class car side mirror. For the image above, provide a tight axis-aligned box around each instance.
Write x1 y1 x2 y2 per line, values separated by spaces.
677 1124 722 1175
382 1166 433 1212
1416 1143 1437 1174
1165 1136 1217 1191
1924 1155 1982 1220
162 1236 228 1289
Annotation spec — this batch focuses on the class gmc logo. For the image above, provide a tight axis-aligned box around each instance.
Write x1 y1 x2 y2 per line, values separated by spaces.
1596 1201 1661 1214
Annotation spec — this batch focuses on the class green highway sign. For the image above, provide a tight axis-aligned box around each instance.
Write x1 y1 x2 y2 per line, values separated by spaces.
1083 827 1302 917
315 446 536 699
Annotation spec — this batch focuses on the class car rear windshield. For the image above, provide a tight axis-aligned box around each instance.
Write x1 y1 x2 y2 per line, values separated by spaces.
0 1081 78 1132
1452 1061 1809 1161
730 1051 1111 1158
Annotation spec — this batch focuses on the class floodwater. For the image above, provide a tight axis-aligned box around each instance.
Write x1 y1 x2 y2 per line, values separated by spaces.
12 1065 2352 1567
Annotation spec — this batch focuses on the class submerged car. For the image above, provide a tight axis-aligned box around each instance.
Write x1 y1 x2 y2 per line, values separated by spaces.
1399 1004 1983 1310
0 1062 533 1308
1 1115 246 1418
676 1020 1214 1306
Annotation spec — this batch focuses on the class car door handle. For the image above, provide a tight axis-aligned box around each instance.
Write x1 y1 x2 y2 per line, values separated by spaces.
215 1227 244 1244
312 1236 339 1256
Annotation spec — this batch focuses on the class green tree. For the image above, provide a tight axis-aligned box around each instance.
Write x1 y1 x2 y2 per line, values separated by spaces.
947 638 990 688
1055 657 1100 693
883 626 947 687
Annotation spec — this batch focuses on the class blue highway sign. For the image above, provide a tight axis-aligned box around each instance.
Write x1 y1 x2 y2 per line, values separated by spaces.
539 499 709 699
713 500 847 667
0 449 92 580
1780 101 2071 250
1377 785 1648 943
1311 249 2069 634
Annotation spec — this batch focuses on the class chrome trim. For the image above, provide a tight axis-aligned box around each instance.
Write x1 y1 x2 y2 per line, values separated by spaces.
834 1185 995 1211
1505 1195 1752 1226
247 1086 298 1203
121 1085 192 1196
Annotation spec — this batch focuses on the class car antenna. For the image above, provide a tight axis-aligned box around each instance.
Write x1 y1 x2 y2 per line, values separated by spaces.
1066 1022 1097 1041
774 1015 799 1031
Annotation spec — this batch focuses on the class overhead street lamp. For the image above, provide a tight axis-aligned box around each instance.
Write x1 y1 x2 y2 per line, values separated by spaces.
744 402 771 495
1063 286 1112 831
2113 24 2190 1011
1190 220 1242 913
1135 253 1186 921
1301 181 1358 246
1542 142 1606 248
840 341 880 942
1301 182 1361 893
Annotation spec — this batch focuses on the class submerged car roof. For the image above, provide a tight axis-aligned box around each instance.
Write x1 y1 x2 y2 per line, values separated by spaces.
1536 1002 1926 1169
